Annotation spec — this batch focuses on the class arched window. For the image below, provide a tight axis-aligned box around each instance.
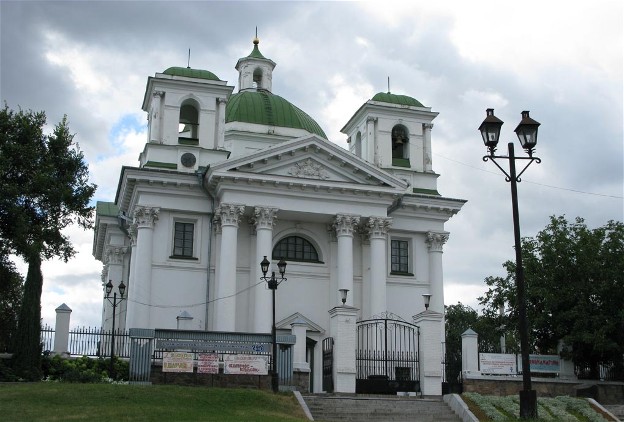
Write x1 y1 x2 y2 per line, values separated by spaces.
272 236 320 262
179 100 199 141
391 124 409 159
253 67 263 89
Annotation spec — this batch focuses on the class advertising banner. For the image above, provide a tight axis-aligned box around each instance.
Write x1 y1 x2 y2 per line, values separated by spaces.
518 354 560 373
162 351 194 373
224 354 269 375
197 353 219 374
479 353 517 374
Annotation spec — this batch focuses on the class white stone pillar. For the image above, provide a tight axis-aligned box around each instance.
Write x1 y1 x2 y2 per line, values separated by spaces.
149 91 164 143
461 328 479 375
53 303 72 355
366 217 392 316
425 232 449 315
422 123 433 172
413 310 444 396
214 203 245 332
367 117 378 166
291 318 310 372
360 233 371 318
130 206 159 329
125 223 138 329
333 214 360 306
104 245 128 330
329 305 359 393
253 206 278 333
216 97 227 149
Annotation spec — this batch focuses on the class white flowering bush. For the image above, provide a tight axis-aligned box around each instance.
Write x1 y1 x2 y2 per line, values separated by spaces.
462 392 610 421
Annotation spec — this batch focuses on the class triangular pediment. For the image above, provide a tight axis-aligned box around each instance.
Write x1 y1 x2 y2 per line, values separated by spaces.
206 135 408 191
276 312 325 333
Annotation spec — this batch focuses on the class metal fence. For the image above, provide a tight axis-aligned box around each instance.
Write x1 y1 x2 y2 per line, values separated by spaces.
575 361 624 381
40 325 130 358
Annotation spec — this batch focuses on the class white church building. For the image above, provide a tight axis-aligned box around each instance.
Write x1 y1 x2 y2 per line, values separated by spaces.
93 37 465 394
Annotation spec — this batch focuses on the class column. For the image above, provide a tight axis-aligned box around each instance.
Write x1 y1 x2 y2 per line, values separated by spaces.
425 231 449 314
53 303 72 355
366 217 392 316
149 91 164 143
214 203 245 332
422 123 433 172
253 206 278 333
104 245 128 330
360 232 371 318
333 214 360 306
216 97 227 149
367 117 378 166
329 304 359 393
131 206 159 329
413 310 444 396
125 223 138 329
211 215 223 331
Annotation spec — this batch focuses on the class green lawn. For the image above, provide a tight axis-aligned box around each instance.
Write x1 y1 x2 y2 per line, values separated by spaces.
0 383 309 421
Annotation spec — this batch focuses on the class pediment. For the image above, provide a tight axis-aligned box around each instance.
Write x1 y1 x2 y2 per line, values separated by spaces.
206 135 408 190
276 312 325 334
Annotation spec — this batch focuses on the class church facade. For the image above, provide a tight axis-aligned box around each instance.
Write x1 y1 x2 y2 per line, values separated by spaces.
93 38 465 393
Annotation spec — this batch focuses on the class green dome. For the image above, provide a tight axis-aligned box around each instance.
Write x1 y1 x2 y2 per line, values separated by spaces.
226 91 327 139
372 92 424 107
163 66 221 81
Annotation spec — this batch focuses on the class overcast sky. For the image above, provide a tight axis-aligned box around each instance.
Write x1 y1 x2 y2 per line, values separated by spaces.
1 0 622 328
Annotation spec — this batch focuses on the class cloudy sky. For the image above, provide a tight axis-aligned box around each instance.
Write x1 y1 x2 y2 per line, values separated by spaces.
1 1 622 328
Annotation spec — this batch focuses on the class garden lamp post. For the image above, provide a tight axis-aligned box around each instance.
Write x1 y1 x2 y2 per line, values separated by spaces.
105 279 126 378
260 256 287 393
478 108 541 419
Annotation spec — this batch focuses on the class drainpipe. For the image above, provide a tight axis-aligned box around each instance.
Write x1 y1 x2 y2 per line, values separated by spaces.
197 166 215 331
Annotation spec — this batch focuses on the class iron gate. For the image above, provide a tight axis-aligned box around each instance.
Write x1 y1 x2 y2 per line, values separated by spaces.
322 337 334 393
356 313 420 394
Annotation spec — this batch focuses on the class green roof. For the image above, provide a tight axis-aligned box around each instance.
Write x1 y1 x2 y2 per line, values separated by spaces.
96 201 119 218
163 67 221 81
226 91 327 139
372 92 424 107
246 42 266 59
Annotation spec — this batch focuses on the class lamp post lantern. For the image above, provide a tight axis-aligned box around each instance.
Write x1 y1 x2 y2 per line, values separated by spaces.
104 279 126 379
479 108 541 419
339 288 349 305
260 256 287 393
422 294 432 310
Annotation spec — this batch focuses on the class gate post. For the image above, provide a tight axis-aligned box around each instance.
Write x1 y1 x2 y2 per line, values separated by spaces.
329 304 359 393
461 328 479 375
413 310 443 396
53 303 72 355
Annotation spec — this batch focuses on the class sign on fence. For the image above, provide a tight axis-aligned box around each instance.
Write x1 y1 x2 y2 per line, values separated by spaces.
162 352 194 373
156 340 267 353
518 354 560 373
197 353 219 374
224 354 268 375
479 353 517 374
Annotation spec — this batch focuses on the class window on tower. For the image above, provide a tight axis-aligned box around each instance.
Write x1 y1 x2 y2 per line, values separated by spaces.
391 124 410 167
253 67 263 90
178 100 199 144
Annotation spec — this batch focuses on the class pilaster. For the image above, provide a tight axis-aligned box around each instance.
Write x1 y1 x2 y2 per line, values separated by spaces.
332 214 360 306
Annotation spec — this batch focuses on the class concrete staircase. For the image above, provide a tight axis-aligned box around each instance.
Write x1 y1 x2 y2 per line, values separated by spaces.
301 394 461 422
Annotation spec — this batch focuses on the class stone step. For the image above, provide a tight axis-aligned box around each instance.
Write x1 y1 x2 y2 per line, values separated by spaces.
301 395 461 422
603 404 624 421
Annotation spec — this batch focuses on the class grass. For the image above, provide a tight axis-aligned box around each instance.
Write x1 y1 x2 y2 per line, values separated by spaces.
462 392 617 422
0 383 309 421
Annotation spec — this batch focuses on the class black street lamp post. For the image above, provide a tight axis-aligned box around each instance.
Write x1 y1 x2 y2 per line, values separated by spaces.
260 256 287 393
105 279 126 379
479 108 541 419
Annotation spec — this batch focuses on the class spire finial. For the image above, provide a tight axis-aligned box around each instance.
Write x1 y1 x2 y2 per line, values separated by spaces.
253 26 259 45
187 48 191 69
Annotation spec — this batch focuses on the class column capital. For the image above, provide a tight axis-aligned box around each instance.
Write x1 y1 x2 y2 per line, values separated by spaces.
216 203 245 227
152 90 165 98
333 214 360 236
426 231 449 252
217 97 228 105
133 206 160 229
252 206 278 230
104 245 128 265
422 123 434 130
366 117 378 124
366 216 393 239
128 223 138 246
101 264 109 284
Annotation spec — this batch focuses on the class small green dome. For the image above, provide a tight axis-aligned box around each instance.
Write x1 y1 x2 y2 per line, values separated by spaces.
226 91 327 139
372 92 424 107
163 67 221 81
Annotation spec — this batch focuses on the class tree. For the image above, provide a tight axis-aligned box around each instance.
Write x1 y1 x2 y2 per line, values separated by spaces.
479 216 624 377
0 256 23 353
0 105 96 379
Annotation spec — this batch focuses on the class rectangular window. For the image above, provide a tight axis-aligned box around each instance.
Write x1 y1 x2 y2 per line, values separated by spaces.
391 239 409 274
173 222 194 257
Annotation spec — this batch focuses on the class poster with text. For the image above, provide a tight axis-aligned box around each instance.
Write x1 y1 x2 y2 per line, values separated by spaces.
224 354 268 375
